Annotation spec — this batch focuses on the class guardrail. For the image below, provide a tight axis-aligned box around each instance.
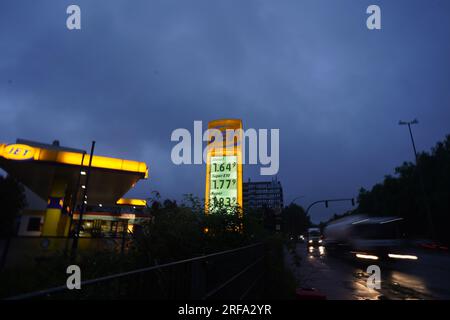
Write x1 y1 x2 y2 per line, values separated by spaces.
6 242 266 300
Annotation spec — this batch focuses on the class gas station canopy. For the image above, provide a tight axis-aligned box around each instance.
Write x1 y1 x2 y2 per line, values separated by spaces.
0 139 149 206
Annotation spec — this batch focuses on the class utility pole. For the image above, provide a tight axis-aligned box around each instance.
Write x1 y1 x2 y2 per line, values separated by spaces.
71 141 96 261
64 151 86 258
399 119 435 240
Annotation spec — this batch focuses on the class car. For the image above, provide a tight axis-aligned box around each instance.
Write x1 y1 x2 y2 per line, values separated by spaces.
307 228 323 246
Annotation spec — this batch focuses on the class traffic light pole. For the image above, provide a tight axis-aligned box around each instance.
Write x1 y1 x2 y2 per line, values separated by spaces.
305 198 355 216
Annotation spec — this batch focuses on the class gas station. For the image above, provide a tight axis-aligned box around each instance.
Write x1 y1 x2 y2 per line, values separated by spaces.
0 139 150 238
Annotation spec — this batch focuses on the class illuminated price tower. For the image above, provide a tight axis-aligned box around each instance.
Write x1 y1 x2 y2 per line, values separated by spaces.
205 119 243 216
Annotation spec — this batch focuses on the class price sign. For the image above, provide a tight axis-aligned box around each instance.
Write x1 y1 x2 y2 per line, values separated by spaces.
204 119 243 215
209 155 238 208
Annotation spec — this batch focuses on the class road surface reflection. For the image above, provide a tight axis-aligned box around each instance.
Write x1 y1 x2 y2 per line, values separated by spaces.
288 243 449 300
308 245 325 258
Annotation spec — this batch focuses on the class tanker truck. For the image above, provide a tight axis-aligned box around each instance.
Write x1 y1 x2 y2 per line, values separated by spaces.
323 214 415 261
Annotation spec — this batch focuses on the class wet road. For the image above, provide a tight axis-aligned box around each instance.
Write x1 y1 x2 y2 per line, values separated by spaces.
286 243 450 300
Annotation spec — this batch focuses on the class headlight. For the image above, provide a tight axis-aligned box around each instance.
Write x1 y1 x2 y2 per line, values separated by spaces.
356 253 379 260
319 239 323 243
308 240 313 243
388 253 418 260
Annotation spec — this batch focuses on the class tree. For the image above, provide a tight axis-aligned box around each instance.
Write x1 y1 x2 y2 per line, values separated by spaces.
163 199 177 210
0 175 26 237
132 199 270 264
355 134 450 243
0 175 26 270
281 204 311 236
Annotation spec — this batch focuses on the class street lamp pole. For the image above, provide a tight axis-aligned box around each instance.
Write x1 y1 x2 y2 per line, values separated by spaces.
399 119 435 240
399 119 419 161
71 141 96 262
64 151 86 258
288 195 304 207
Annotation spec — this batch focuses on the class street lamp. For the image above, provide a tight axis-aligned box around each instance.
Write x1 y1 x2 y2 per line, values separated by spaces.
288 195 305 207
399 119 435 240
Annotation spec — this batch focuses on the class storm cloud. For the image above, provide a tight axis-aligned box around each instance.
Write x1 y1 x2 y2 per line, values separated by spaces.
1 0 450 223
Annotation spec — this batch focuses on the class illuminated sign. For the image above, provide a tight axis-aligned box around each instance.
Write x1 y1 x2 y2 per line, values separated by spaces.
0 142 148 177
205 119 243 215
209 155 238 207
2 144 35 161
116 198 147 207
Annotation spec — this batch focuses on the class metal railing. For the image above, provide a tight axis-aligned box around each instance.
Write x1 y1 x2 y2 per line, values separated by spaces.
6 242 266 300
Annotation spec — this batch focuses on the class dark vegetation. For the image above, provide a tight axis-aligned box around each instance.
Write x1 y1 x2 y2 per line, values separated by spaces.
328 134 450 244
0 193 297 299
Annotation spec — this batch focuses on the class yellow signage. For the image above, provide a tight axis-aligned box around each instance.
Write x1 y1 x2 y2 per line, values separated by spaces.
116 198 147 207
2 144 36 161
0 142 148 177
205 119 243 215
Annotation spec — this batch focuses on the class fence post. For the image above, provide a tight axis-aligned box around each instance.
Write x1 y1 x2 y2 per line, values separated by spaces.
190 260 207 299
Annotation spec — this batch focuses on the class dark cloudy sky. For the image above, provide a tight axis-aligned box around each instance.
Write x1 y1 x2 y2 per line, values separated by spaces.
1 0 449 223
